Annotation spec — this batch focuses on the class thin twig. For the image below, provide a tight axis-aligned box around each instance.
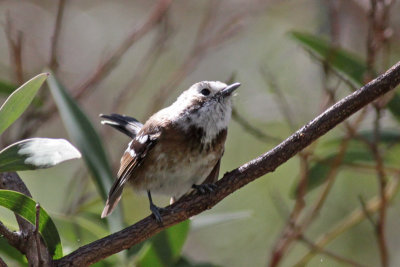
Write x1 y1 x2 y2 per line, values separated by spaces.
72 0 172 99
260 67 296 131
366 1 389 265
145 0 246 116
372 106 389 267
5 13 24 85
0 221 21 250
294 175 400 266
232 107 282 143
17 0 172 139
358 195 377 228
110 16 172 113
54 61 400 266
299 235 368 267
269 108 367 267
34 203 43 267
49 0 67 71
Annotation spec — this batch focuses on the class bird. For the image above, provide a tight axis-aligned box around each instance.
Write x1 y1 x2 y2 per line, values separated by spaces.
100 81 240 222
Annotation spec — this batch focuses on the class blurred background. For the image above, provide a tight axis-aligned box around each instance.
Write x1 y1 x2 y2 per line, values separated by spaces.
1 0 400 266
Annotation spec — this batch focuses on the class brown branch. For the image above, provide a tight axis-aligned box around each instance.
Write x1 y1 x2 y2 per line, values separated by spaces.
372 106 389 267
295 174 400 266
144 0 246 116
17 0 172 139
34 204 43 267
299 235 368 267
72 0 172 99
110 17 172 113
0 257 7 267
0 221 21 250
53 61 400 266
5 13 24 85
0 173 51 266
49 0 67 71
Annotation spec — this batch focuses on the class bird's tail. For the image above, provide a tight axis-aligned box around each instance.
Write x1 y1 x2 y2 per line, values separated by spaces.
100 113 143 138
101 174 129 218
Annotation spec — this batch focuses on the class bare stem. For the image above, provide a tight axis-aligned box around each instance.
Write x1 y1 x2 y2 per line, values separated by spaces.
34 203 43 267
49 0 67 71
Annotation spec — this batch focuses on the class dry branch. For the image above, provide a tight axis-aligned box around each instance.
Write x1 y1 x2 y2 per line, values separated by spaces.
0 173 51 267
52 61 400 266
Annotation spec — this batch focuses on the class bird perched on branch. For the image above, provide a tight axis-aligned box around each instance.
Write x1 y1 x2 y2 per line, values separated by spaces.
100 81 240 222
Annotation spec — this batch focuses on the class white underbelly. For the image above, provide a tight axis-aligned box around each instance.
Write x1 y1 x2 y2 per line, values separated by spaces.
135 152 218 197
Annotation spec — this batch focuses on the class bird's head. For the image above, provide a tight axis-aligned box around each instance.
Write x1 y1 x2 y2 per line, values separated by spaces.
176 81 241 110
166 81 240 143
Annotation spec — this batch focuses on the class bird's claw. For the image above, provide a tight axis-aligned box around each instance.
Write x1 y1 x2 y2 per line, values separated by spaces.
150 203 164 223
192 183 217 194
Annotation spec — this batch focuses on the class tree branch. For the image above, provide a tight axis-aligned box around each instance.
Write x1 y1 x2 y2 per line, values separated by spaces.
54 61 400 266
0 173 51 266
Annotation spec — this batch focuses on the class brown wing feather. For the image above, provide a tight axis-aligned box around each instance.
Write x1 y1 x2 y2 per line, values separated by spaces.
202 159 221 184
101 133 158 218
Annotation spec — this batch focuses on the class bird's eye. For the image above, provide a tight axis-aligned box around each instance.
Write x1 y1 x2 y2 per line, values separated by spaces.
200 88 210 96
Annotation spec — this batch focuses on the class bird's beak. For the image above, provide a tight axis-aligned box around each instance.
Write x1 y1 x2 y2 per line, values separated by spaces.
221 82 241 97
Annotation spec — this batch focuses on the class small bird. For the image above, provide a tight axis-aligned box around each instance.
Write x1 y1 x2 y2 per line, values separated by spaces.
100 81 240 222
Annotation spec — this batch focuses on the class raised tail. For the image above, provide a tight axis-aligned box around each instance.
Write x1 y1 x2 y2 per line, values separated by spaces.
100 113 143 138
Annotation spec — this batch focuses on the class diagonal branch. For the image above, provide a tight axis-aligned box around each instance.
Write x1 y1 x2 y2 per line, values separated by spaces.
54 61 400 266
72 0 172 99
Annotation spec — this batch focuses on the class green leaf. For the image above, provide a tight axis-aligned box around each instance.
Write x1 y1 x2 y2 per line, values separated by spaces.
0 138 81 172
46 71 112 200
324 129 400 147
290 31 368 86
0 80 17 95
174 257 220 267
0 73 48 135
137 220 190 267
290 31 400 123
46 70 124 233
290 31 368 85
0 237 27 264
291 149 374 196
0 190 62 258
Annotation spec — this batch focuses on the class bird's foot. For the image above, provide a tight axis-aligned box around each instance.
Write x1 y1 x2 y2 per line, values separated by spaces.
192 183 217 194
150 203 165 223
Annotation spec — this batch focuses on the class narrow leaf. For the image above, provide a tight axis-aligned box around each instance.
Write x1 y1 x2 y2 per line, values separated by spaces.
290 31 368 86
0 190 62 258
137 220 190 267
290 31 400 123
0 138 81 172
46 70 124 233
174 257 220 267
46 72 112 200
0 73 48 135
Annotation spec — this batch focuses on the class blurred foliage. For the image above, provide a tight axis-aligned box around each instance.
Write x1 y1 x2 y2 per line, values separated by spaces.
0 190 62 258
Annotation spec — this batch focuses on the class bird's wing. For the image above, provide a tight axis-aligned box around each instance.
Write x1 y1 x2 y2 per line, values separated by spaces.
101 132 159 218
202 158 221 184
100 113 143 138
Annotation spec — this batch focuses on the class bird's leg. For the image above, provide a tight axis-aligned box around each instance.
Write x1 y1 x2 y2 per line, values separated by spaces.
147 190 164 223
192 183 217 194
